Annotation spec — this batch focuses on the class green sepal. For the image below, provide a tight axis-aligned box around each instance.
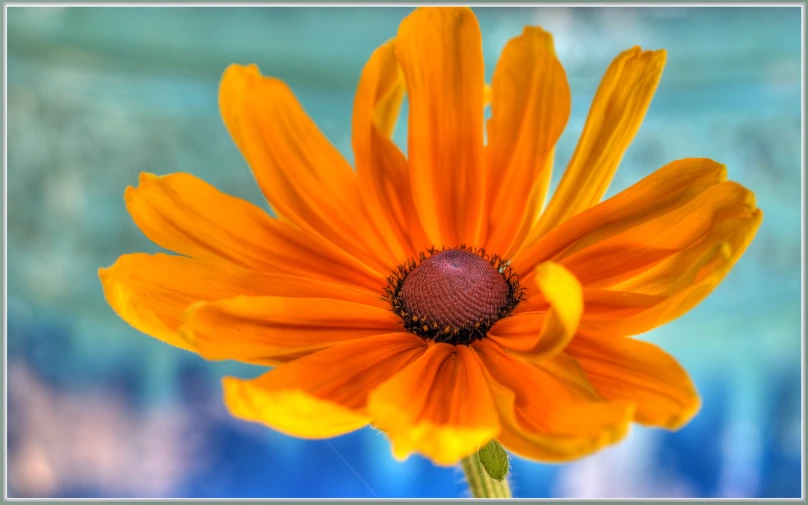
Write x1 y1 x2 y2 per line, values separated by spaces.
477 440 509 481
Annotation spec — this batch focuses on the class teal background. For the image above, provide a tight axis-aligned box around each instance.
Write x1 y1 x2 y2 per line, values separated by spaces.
5 6 803 498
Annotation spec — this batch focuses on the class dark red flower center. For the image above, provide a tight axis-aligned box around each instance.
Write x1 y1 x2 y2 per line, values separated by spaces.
401 249 509 327
385 247 523 345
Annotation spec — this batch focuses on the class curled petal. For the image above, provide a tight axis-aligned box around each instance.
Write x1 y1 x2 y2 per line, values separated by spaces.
489 262 582 361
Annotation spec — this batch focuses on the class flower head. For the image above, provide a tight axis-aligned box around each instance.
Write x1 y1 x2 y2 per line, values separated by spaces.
100 7 762 466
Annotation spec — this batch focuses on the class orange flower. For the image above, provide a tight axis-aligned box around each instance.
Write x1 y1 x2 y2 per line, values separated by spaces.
100 7 761 466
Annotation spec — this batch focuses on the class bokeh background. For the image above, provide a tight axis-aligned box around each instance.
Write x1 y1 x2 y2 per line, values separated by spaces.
4 6 803 498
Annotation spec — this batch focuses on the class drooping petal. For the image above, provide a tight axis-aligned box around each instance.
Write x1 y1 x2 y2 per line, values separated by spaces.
368 343 500 466
578 246 729 337
559 180 755 287
514 158 761 338
579 220 760 336
396 7 487 247
512 158 726 280
352 40 430 260
125 172 385 292
222 333 426 438
218 64 397 272
566 334 700 430
611 208 762 296
99 253 387 353
489 262 582 361
473 339 634 462
485 26 571 255
181 297 401 365
533 47 666 238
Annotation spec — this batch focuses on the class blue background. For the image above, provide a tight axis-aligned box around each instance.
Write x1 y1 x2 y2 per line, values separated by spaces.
5 6 803 498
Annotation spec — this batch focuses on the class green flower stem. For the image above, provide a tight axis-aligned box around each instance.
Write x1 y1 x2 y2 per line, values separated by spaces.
460 453 512 498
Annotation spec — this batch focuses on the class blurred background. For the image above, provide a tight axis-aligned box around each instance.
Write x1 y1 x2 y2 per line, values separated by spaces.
4 6 802 498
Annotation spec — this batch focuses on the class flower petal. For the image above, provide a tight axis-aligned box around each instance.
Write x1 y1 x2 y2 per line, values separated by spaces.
533 47 666 238
559 180 754 287
368 343 500 466
353 40 407 139
579 289 664 320
125 172 385 292
474 339 634 462
99 253 388 353
566 334 700 430
580 252 728 337
218 64 396 272
224 387 368 439
513 158 733 279
489 262 582 361
99 253 265 352
514 158 761 337
485 26 571 255
579 211 762 337
352 40 430 260
222 332 426 438
181 297 401 365
612 208 763 295
396 7 486 246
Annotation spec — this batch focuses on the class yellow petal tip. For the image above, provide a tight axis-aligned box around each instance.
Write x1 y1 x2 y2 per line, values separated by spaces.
222 377 370 439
